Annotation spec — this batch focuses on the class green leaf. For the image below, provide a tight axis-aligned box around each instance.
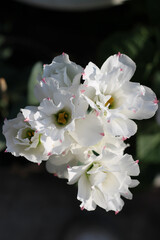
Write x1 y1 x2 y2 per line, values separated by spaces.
137 133 160 164
98 26 150 64
0 140 5 152
97 26 157 86
27 62 42 105
153 71 160 96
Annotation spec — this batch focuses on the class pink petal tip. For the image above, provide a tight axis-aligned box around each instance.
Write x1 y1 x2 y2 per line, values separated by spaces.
95 110 100 117
80 89 85 94
100 132 105 136
24 118 29 122
80 206 84 211
42 78 46 84
122 137 128 141
153 98 159 104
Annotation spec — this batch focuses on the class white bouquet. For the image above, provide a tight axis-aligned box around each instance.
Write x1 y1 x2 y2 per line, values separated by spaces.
3 52 158 213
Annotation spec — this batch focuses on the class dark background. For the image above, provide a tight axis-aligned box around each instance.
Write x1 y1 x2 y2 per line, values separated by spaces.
0 0 160 239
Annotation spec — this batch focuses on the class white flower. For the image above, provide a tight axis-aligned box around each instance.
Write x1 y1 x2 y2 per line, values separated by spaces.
31 90 88 143
34 53 83 102
69 111 105 147
81 53 158 138
68 149 140 212
21 106 73 156
43 53 83 87
2 108 57 164
46 147 85 179
46 132 128 179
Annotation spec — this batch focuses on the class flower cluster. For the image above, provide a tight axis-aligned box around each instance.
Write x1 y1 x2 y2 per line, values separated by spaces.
3 52 158 213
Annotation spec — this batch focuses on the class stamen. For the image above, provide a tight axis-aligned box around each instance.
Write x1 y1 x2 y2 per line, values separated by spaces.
26 130 35 140
57 112 68 125
105 97 114 108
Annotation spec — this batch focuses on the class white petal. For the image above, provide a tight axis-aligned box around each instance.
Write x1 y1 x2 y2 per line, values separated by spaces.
120 154 140 176
101 53 136 83
70 112 104 146
104 116 137 138
92 187 107 210
77 174 96 211
68 162 91 185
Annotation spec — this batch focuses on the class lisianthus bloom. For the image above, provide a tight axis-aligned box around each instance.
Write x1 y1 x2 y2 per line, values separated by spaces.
46 133 128 179
42 52 83 88
34 53 83 102
68 149 140 212
2 108 57 164
81 53 158 138
21 106 73 156
31 90 88 142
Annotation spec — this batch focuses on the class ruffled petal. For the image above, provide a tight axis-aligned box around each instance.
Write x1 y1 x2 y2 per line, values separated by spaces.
70 112 104 146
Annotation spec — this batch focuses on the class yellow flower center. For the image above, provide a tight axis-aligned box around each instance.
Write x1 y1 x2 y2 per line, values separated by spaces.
105 96 114 108
57 112 68 125
26 130 35 140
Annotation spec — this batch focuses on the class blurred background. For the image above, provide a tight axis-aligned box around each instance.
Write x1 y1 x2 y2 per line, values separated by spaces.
0 0 160 239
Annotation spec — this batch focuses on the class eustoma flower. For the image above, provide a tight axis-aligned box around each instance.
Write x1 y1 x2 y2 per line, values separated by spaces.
3 109 56 164
68 149 140 212
34 53 83 102
2 52 158 213
81 53 158 138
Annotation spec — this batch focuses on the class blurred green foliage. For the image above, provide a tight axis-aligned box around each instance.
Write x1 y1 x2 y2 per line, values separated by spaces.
27 62 42 105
